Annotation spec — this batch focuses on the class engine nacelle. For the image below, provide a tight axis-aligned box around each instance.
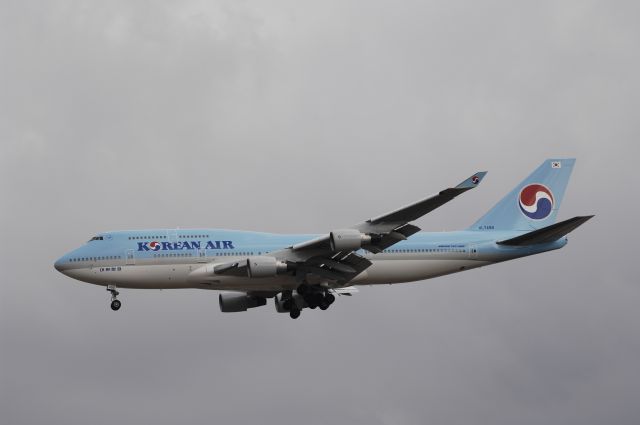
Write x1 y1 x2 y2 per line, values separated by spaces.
246 256 288 278
329 229 371 251
219 293 267 312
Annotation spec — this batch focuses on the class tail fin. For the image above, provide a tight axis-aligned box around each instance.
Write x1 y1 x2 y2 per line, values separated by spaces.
470 159 576 231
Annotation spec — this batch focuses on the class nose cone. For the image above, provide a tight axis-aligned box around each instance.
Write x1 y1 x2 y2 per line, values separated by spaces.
54 257 66 273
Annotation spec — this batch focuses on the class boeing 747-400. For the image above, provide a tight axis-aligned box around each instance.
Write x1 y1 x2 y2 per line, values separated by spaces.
54 159 593 319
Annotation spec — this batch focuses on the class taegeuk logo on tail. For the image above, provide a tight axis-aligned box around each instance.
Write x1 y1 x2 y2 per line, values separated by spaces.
518 184 554 220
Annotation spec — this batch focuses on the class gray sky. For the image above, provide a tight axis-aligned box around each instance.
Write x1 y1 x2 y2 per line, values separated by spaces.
1 1 638 424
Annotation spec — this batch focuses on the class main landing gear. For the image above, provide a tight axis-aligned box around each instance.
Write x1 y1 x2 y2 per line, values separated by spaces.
280 291 300 319
284 284 336 319
107 285 121 311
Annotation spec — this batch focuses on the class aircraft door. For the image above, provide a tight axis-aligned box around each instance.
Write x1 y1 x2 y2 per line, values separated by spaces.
125 249 135 265
469 244 478 259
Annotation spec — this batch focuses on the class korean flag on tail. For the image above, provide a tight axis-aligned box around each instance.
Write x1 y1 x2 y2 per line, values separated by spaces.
551 161 562 169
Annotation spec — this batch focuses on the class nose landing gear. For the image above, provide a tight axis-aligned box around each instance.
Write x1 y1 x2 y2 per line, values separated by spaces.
107 285 121 311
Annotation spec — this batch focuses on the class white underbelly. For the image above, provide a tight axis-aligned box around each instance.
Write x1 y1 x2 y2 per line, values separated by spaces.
65 258 492 291
354 258 490 285
64 264 193 289
66 264 297 291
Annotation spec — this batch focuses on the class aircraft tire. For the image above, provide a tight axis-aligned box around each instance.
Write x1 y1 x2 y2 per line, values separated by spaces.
303 294 317 309
282 299 292 311
110 300 121 311
289 309 301 319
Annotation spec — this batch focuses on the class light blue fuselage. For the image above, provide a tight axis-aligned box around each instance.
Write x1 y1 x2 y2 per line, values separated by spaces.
54 229 566 292
53 158 588 318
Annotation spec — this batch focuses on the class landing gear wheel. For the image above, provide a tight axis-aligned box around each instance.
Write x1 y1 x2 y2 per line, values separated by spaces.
289 309 301 319
303 294 318 309
319 300 330 310
326 293 336 305
107 286 121 311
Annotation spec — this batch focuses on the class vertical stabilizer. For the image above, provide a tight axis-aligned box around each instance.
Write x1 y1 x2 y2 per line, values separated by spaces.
469 159 575 231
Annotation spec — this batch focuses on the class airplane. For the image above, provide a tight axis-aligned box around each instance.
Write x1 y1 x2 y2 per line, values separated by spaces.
54 158 593 319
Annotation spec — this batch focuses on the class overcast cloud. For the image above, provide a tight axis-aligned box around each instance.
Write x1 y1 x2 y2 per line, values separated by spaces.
1 1 638 424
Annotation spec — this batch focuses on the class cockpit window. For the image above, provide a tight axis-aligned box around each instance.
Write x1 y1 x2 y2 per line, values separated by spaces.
89 236 104 241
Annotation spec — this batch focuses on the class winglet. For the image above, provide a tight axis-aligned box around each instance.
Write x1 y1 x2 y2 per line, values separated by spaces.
455 171 487 190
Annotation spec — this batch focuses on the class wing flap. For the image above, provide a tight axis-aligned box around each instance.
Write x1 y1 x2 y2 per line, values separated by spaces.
368 223 422 253
330 286 360 296
297 252 372 283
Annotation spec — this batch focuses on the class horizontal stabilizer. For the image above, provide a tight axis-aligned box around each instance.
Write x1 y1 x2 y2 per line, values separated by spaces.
497 215 594 246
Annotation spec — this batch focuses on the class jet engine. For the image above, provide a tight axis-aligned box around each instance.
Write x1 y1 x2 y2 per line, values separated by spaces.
246 256 288 278
329 229 372 251
219 293 267 312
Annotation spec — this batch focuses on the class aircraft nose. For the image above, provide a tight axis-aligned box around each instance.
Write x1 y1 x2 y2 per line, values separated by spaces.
54 257 66 273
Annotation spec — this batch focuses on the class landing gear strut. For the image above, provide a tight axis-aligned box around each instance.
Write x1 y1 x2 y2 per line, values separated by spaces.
281 291 301 319
107 285 121 311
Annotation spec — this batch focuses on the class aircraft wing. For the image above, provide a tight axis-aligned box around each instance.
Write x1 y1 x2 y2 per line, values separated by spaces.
258 171 487 284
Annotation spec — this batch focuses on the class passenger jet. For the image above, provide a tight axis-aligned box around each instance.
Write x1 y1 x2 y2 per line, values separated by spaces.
54 159 593 319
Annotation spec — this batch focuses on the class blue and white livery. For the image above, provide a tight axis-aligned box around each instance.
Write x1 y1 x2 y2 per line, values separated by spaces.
54 159 593 319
